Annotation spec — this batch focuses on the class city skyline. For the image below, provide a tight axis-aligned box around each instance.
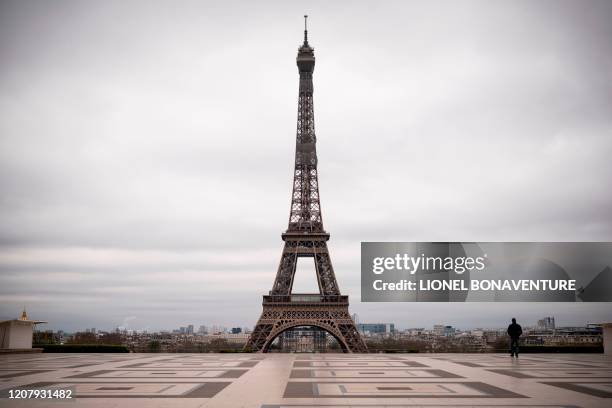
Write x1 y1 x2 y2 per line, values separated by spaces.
2 0 612 333
27 314 600 334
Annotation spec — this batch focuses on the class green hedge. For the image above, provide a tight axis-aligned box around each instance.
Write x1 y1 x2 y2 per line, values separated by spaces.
37 344 129 353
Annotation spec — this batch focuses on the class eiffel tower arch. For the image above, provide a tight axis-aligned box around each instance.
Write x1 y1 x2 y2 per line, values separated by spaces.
245 17 367 353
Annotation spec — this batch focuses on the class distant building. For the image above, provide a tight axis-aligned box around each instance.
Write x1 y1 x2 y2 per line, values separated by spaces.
279 327 327 352
537 317 555 330
231 327 242 334
187 324 194 334
201 332 250 345
0 309 46 350
433 324 455 337
357 323 394 335
524 324 602 346
198 325 207 334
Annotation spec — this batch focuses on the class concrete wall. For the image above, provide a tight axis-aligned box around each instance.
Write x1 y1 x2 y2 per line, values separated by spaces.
0 321 33 349
603 323 612 356
0 323 9 348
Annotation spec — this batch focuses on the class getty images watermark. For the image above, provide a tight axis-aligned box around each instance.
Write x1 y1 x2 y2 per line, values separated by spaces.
361 242 612 302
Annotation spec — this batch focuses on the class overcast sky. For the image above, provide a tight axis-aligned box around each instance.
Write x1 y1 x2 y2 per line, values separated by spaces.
1 0 611 332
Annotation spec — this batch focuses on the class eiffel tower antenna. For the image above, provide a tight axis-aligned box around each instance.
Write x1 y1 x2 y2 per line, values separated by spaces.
245 20 367 353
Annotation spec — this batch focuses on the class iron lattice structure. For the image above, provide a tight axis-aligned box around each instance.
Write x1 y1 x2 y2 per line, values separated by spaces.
245 19 367 353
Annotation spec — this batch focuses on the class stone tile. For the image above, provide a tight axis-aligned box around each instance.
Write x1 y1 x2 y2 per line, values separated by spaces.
0 353 611 407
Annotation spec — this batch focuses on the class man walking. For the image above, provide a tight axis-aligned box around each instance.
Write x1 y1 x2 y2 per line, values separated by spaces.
507 318 522 357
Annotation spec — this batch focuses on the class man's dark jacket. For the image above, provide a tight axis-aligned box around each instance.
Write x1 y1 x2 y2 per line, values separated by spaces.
507 323 523 339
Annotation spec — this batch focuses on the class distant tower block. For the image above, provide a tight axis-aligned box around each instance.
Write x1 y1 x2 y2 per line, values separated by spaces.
245 18 367 353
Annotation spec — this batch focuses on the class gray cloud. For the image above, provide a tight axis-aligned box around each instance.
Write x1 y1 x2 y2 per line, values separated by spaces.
1 0 611 331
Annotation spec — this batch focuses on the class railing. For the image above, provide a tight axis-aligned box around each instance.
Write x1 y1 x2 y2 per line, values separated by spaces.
263 294 348 304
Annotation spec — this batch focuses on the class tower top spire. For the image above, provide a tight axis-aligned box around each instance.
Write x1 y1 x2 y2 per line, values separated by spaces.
297 15 314 73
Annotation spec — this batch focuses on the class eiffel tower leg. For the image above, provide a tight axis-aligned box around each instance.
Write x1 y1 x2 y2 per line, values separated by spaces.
244 322 272 352
338 322 368 353
314 248 339 295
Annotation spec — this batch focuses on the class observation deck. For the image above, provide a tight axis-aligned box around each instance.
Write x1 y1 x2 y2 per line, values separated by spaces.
262 294 349 305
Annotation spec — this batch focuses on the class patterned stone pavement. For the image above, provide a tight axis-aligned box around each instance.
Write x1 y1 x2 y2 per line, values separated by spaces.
0 353 611 407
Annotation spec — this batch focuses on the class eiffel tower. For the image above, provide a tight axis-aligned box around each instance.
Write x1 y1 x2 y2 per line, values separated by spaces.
245 17 367 353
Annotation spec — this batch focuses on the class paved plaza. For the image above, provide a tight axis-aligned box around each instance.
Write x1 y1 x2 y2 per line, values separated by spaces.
1 353 611 407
